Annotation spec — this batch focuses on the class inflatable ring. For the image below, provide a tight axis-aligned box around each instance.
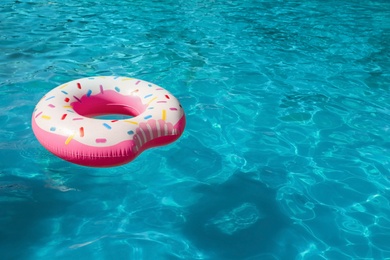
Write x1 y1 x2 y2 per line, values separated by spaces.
31 76 186 167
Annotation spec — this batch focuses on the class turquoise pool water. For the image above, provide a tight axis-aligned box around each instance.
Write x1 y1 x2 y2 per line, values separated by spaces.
1 0 390 259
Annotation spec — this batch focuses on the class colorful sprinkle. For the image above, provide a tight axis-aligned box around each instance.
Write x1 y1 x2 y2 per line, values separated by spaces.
35 112 43 118
48 104 55 108
127 130 134 135
148 84 152 87
61 114 67 120
79 127 84 137
157 101 167 103
73 118 84 121
64 97 70 102
61 90 68 95
115 86 120 92
50 127 56 131
165 95 170 99
124 120 138 125
135 80 140 85
111 120 118 122
59 84 68 89
45 96 55 101
41 115 51 120
100 84 104 94
63 105 72 108
87 89 92 97
96 138 107 143
170 107 178 111
144 94 153 98
147 97 157 105
65 133 75 145
103 123 111 129
162 110 166 121
77 83 82 89
144 115 152 120
66 109 74 113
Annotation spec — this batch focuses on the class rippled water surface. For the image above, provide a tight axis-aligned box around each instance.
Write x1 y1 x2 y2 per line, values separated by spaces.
1 0 390 259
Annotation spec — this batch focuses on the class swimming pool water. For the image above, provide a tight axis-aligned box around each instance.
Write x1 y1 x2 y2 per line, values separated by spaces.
1 0 390 259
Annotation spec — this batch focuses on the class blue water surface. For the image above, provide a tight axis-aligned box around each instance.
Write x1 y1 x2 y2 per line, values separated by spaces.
1 0 390 259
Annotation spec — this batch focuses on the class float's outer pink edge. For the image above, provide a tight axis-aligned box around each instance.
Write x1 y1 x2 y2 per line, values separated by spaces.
31 114 185 167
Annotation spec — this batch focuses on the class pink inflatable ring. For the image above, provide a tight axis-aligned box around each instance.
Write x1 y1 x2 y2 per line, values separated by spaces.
32 76 186 167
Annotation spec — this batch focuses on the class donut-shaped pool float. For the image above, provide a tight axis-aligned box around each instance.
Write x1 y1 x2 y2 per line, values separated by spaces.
31 76 186 167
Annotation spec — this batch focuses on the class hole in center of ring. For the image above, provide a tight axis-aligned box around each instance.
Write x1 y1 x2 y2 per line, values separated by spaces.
71 90 148 120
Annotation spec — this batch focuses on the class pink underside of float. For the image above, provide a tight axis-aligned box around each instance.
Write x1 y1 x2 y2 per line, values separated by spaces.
31 115 186 167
